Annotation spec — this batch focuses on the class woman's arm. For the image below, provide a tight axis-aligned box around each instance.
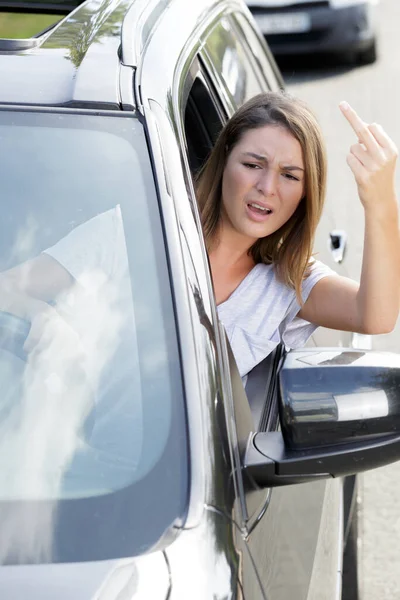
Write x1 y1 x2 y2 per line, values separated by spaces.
298 102 400 334
0 253 74 304
0 254 80 354
0 253 76 352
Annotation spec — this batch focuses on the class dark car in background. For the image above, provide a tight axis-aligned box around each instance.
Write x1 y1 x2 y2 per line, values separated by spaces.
0 0 398 598
246 0 379 64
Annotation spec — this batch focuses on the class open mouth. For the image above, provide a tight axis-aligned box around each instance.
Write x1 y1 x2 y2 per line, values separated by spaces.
247 202 273 216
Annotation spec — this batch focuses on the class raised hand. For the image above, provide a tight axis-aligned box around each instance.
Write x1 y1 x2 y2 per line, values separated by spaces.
339 101 398 213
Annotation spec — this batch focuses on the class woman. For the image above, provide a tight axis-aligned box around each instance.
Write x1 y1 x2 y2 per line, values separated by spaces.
196 91 400 377
0 92 398 380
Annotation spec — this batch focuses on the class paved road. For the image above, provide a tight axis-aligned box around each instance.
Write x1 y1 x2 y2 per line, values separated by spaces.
277 2 400 597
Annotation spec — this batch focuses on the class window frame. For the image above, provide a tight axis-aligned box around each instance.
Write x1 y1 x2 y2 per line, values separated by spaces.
231 11 285 92
200 12 269 109
179 34 287 530
178 57 258 526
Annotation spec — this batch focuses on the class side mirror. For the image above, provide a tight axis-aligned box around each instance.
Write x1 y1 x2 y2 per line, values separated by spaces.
244 348 400 487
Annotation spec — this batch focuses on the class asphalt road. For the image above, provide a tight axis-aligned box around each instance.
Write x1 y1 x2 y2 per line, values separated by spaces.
277 2 400 597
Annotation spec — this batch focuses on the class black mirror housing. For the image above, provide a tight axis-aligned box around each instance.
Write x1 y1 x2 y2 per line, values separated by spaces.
280 348 400 449
243 348 400 487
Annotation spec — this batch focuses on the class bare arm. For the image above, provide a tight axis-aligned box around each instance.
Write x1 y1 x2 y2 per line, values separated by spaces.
0 253 74 302
298 102 400 334
0 253 75 322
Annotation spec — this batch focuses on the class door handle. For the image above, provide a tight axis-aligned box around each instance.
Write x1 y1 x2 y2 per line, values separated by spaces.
329 230 347 263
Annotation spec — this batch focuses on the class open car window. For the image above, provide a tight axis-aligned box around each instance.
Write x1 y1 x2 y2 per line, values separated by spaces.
181 56 286 442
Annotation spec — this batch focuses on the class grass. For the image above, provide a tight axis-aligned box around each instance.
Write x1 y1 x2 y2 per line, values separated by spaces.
0 12 60 38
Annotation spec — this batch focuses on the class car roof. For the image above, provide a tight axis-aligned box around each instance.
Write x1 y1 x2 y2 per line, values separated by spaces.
0 0 226 109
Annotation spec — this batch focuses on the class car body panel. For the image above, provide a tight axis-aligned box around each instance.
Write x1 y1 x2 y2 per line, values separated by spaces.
245 480 342 600
0 0 132 108
0 553 171 599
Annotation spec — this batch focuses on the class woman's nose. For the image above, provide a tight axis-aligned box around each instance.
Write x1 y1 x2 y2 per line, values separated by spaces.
256 170 278 197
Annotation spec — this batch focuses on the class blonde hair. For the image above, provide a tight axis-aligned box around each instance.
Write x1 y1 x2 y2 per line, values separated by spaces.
195 91 327 303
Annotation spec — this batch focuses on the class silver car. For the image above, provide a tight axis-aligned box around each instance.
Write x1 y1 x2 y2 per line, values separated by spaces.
0 0 397 599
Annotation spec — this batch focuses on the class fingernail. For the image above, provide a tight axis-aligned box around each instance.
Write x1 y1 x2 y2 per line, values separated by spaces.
340 101 350 111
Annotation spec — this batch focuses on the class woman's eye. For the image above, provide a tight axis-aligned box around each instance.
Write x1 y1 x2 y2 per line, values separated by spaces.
283 172 300 181
243 163 260 169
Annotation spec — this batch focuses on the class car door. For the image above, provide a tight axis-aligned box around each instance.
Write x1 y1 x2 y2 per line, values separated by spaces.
187 11 344 600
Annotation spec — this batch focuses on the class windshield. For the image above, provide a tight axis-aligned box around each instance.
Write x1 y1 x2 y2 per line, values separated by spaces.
0 109 188 564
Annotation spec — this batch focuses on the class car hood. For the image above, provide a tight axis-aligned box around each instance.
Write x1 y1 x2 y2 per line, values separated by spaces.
0 553 170 599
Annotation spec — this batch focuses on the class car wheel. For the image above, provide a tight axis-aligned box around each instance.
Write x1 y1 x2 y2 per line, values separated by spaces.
357 41 377 65
342 486 362 600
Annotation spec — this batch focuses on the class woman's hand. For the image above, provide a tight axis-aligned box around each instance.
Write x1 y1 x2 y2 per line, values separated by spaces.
339 101 398 214
300 102 400 335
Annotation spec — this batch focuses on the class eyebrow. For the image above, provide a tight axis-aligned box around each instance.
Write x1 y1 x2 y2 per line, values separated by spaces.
242 152 305 172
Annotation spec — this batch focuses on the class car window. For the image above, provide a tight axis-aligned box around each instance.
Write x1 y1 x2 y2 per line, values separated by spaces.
184 74 226 175
179 19 296 541
203 15 266 107
0 109 188 563
181 53 285 429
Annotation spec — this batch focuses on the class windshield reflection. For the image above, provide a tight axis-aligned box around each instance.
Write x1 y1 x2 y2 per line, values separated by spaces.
0 110 187 564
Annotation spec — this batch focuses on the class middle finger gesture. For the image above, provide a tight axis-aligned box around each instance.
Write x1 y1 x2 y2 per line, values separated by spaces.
339 101 398 213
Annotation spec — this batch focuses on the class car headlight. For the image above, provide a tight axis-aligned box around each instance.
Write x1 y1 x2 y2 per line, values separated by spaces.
330 0 378 7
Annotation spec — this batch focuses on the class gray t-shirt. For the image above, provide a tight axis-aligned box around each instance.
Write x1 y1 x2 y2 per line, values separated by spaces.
217 260 336 377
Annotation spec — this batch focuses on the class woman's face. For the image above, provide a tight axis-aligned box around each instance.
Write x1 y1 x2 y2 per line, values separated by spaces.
221 124 305 245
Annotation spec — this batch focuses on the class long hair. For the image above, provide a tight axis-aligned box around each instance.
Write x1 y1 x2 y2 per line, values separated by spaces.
195 91 327 303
